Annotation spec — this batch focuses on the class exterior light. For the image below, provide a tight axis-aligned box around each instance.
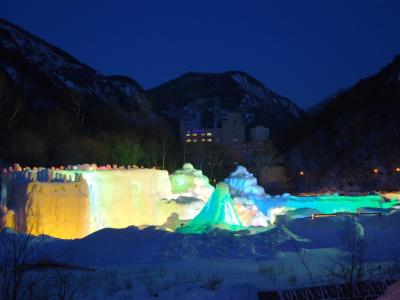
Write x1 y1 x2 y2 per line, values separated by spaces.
396 167 400 173
373 168 379 174
299 171 305 176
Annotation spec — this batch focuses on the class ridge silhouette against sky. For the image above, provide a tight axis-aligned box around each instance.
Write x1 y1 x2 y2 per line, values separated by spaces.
1 0 400 108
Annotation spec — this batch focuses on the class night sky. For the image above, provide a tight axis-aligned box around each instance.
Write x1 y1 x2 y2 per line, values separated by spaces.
1 1 400 108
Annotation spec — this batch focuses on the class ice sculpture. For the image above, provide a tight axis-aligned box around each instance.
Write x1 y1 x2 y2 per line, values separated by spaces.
166 163 215 220
233 197 269 227
1 167 90 239
2 166 177 238
177 182 243 233
25 181 90 238
57 168 174 232
170 163 214 201
224 166 272 225
225 165 269 200
2 163 400 238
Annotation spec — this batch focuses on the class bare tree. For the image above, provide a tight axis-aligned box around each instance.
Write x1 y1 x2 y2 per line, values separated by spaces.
160 134 173 170
325 227 378 299
62 90 84 124
249 141 281 186
0 208 45 300
290 238 315 287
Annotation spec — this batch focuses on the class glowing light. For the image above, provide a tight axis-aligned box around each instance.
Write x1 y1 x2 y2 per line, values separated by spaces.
396 167 400 173
170 174 193 193
373 168 379 174
299 171 305 176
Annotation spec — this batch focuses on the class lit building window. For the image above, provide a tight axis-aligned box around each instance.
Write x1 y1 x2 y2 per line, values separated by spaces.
201 133 205 136
207 139 212 142
201 139 206 142
186 133 190 137
193 139 197 142
192 133 198 137
207 133 212 136
186 139 191 142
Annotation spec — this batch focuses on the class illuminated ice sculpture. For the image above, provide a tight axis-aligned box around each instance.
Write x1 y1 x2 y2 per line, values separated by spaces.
2 163 399 239
165 163 215 220
224 166 271 226
177 182 243 233
170 163 214 201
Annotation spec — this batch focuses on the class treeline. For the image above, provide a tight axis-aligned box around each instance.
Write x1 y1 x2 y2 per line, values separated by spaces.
0 71 181 171
279 55 400 191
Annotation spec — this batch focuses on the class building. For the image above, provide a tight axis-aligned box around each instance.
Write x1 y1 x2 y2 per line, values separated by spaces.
221 112 245 145
183 128 221 144
250 126 270 142
180 112 263 146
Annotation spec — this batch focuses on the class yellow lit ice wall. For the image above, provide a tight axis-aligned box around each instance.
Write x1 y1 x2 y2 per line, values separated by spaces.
25 181 90 239
57 169 174 233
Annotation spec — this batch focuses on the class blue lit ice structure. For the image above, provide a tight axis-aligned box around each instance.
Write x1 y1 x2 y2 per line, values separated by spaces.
225 165 286 213
225 166 399 221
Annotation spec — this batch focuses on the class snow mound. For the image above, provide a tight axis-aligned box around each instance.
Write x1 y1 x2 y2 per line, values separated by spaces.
2 210 399 267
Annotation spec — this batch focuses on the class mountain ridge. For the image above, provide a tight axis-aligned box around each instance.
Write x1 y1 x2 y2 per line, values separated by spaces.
284 54 400 192
148 70 304 138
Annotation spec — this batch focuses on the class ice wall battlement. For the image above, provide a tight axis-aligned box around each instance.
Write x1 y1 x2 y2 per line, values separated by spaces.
1 166 177 238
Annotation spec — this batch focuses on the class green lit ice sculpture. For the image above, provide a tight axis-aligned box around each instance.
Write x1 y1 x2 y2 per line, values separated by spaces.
177 182 244 233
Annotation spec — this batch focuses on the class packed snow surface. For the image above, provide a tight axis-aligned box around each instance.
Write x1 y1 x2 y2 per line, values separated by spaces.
2 208 400 299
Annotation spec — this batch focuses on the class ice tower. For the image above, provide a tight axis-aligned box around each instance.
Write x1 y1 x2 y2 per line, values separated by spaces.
177 182 243 233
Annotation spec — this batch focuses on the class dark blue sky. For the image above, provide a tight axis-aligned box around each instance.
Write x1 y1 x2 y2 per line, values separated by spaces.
1 1 400 108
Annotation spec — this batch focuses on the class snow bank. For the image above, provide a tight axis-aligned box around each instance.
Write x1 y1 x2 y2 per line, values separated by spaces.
1 210 399 267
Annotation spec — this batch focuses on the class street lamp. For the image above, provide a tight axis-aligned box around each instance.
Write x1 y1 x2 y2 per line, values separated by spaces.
395 167 400 173
299 170 308 193
371 168 380 191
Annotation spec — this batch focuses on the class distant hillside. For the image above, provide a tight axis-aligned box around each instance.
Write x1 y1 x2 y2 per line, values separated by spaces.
284 55 400 191
148 71 305 138
0 18 155 127
0 18 164 166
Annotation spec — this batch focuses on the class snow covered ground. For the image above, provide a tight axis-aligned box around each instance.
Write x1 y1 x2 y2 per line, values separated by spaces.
2 207 400 299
